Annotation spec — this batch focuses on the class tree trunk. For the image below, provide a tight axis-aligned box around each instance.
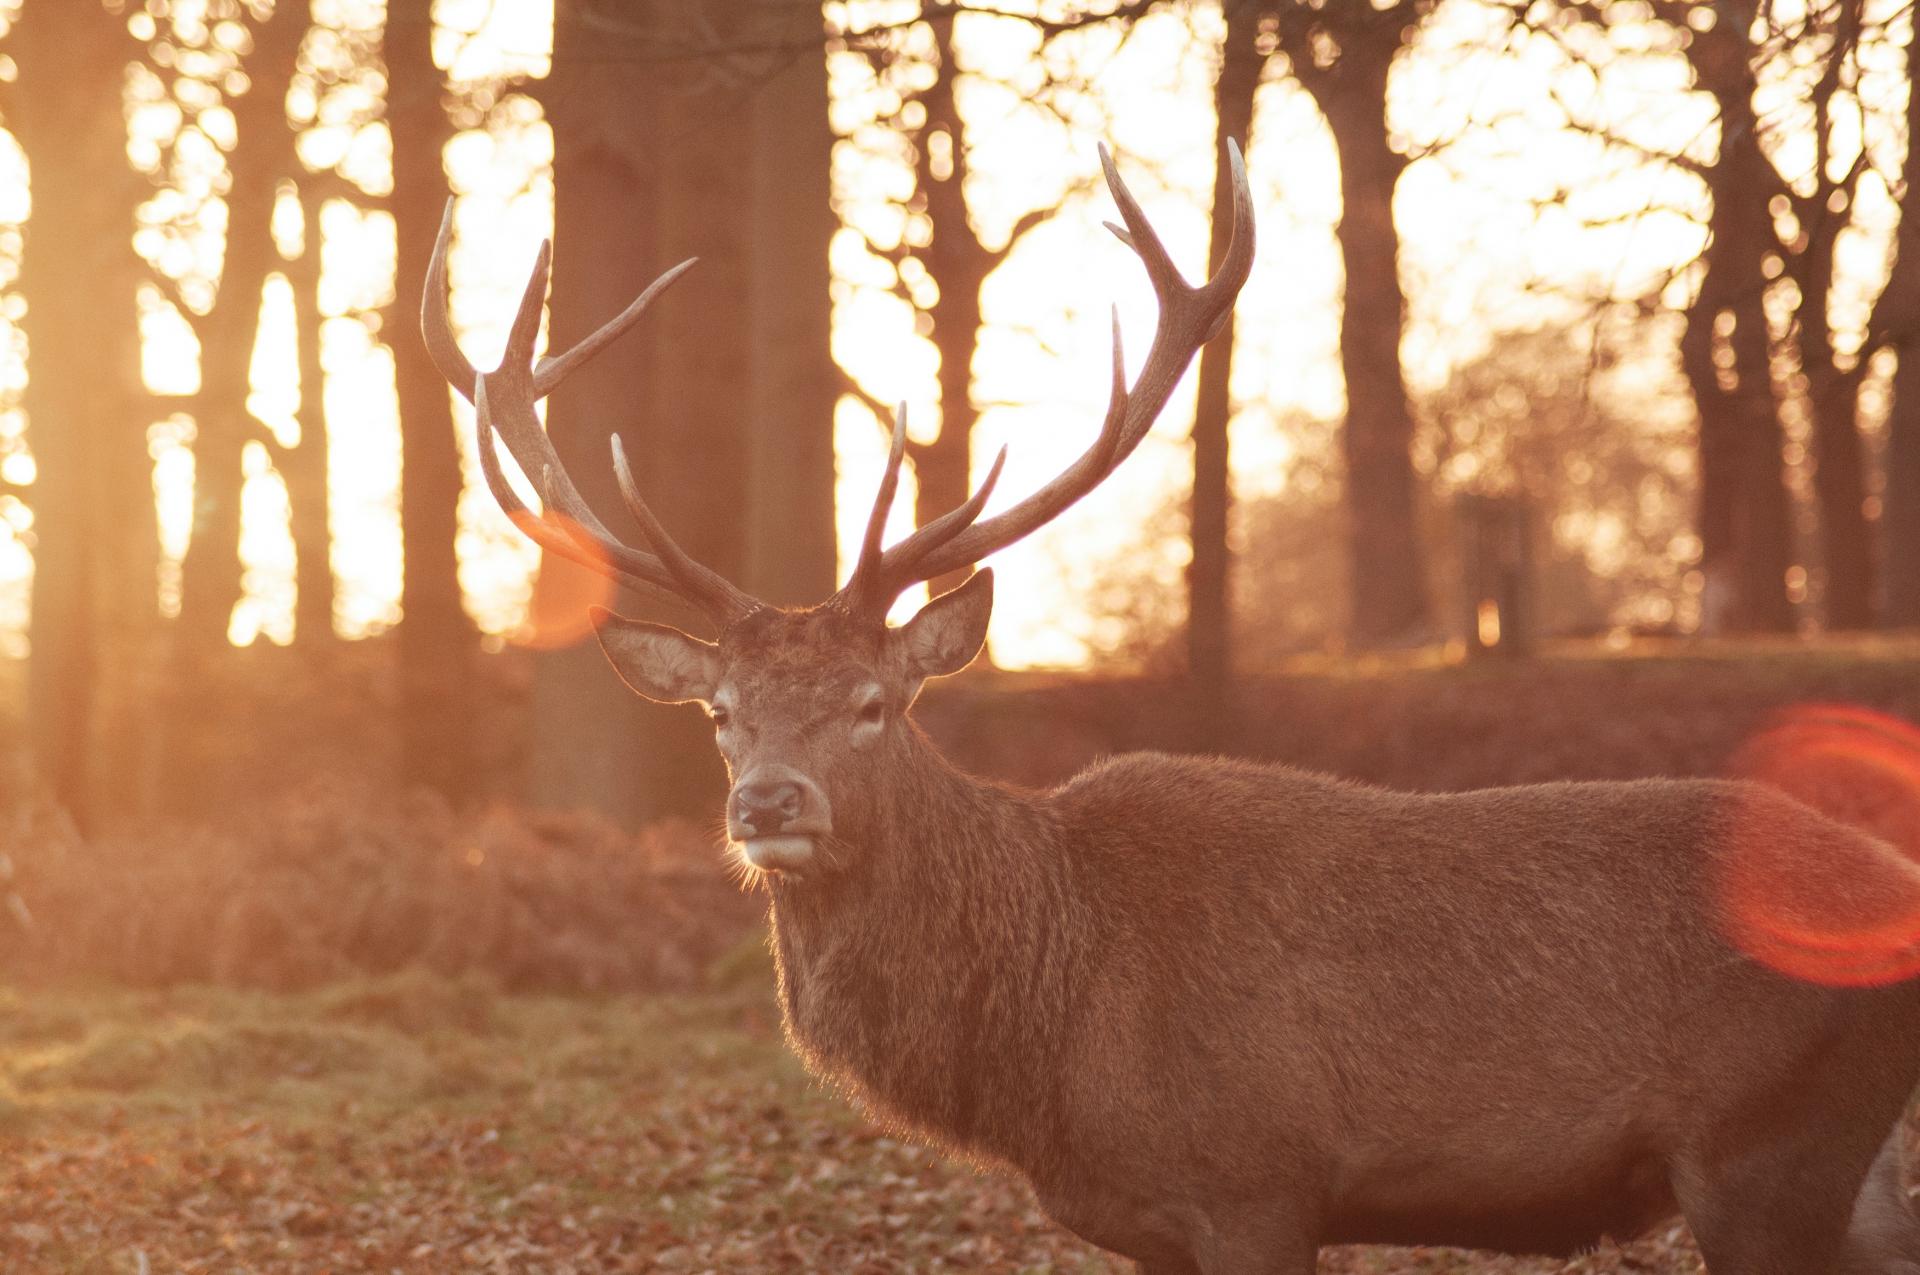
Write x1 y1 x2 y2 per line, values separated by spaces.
1888 337 1920 625
1875 28 1920 626
527 0 835 825
1289 28 1431 647
1187 0 1262 710
285 183 335 643
1679 297 1791 634
1680 18 1795 634
1725 296 1794 632
1786 1 1872 630
156 1 310 816
911 11 986 600
387 0 476 799
742 0 837 606
11 2 157 829
1803 338 1872 631
1679 296 1741 628
175 2 308 654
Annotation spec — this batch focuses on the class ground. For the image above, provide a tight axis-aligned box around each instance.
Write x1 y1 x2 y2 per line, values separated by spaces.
15 644 1919 1270
0 972 1711 1274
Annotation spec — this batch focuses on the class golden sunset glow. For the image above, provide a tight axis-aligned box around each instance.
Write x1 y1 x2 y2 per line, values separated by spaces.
0 0 1909 665
14 7 1920 1268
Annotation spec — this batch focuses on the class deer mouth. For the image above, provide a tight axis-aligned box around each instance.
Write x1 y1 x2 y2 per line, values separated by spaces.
742 834 817 873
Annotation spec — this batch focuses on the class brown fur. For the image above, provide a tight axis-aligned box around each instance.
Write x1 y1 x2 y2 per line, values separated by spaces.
602 597 1920 1274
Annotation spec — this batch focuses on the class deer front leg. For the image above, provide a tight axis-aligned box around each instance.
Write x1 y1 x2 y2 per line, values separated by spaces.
1192 1230 1318 1275
1127 1211 1317 1274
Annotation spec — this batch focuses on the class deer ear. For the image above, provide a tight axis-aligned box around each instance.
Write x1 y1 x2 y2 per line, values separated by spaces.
895 568 993 682
590 607 721 704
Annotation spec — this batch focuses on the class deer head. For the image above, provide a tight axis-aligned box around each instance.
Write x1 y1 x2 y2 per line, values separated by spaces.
423 143 1253 877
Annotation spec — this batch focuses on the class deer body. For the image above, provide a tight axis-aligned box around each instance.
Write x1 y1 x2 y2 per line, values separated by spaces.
767 740 1920 1270
426 141 1920 1271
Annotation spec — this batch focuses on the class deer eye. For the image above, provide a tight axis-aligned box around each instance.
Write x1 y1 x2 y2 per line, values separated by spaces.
856 699 885 726
709 706 731 729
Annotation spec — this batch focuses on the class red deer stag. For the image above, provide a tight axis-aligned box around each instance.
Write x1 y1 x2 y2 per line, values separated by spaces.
424 146 1920 1274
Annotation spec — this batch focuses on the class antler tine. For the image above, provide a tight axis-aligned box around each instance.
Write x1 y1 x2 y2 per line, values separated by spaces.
844 403 910 598
422 200 478 400
1204 138 1256 337
421 199 701 408
846 443 1010 614
849 141 1254 599
472 378 679 593
1098 141 1183 300
427 209 765 626
533 257 698 396
479 241 628 550
610 434 760 621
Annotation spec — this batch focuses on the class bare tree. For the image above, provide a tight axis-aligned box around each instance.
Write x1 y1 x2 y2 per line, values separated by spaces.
387 0 475 800
1774 0 1876 629
1885 184 1920 624
519 0 836 825
836 3 1120 598
1271 0 1438 648
1674 1 1795 633
742 1 839 606
1422 324 1696 638
1188 0 1264 713
1861 5 1920 626
173 1 312 654
8 1 157 828
283 181 334 643
1528 0 1906 633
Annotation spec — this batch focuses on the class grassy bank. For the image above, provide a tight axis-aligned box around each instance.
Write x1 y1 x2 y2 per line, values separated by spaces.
0 971 1712 1273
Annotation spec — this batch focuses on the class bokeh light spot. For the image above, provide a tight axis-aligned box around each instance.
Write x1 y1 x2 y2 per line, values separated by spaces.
1716 705 1920 987
511 512 614 650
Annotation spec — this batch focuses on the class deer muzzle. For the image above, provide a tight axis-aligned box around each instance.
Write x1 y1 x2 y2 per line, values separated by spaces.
729 767 832 873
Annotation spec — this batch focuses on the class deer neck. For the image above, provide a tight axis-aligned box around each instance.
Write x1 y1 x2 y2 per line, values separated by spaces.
766 725 1083 1171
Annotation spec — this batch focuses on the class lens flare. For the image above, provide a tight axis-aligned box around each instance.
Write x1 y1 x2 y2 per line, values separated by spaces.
1716 705 1920 987
511 512 616 650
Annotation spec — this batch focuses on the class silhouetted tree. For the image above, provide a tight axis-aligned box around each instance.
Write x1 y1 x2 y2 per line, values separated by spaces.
1270 0 1437 647
1885 167 1920 624
837 3 1113 598
889 9 987 599
1675 4 1795 635
387 0 475 800
740 2 838 606
1860 7 1920 626
528 0 835 826
1533 0 1881 633
284 182 334 643
1776 0 1874 630
1887 329 1920 622
175 0 312 654
1187 0 1263 712
9 0 156 828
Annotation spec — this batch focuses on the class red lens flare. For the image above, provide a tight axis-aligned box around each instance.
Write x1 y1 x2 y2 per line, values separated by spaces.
1716 704 1920 987
512 512 616 651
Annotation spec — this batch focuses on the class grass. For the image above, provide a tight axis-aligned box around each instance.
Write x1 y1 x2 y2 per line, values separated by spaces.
0 967 1715 1274
0 968 1121 1273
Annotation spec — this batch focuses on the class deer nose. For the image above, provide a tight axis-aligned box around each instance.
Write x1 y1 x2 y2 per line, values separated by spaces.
734 780 804 835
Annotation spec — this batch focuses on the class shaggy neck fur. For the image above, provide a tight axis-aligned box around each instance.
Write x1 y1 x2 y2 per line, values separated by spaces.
766 722 1088 1175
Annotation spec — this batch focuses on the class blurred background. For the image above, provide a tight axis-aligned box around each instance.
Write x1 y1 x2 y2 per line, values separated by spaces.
3 3 1920 1268
3 0 1920 966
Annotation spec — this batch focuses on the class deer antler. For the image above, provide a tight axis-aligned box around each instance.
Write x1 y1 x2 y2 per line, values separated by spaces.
838 140 1255 617
422 202 762 626
426 139 1252 633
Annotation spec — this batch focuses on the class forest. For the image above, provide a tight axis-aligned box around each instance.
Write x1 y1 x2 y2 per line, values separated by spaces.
4 0 1920 1270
